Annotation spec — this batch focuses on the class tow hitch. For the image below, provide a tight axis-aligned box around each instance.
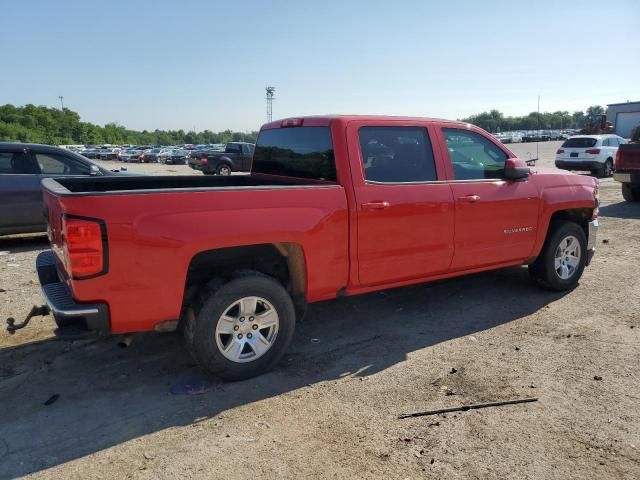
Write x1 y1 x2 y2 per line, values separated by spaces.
6 305 50 334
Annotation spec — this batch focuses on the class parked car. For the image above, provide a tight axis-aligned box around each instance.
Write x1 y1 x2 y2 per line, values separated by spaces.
120 149 145 163
142 148 164 163
81 147 100 159
158 149 189 165
555 135 626 178
613 143 640 201
25 115 598 380
188 142 254 175
98 147 121 160
0 143 125 236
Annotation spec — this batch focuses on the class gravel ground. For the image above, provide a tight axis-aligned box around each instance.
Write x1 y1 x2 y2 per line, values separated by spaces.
0 141 638 479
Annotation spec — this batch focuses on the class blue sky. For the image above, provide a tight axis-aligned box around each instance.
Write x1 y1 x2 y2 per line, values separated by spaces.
2 0 638 131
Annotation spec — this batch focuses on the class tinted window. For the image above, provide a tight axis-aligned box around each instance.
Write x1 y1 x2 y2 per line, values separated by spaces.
562 137 598 148
443 129 508 180
252 127 336 181
226 144 241 153
608 137 618 147
358 126 437 182
0 151 37 174
36 153 90 175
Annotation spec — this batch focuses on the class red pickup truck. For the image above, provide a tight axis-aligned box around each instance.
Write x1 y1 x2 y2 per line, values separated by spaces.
24 116 599 380
614 143 640 201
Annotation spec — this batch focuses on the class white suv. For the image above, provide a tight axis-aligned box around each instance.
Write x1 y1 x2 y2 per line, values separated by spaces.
555 134 626 178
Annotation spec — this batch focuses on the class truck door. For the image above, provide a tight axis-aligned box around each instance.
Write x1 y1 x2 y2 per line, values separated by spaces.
436 127 539 270
347 121 455 286
0 148 43 233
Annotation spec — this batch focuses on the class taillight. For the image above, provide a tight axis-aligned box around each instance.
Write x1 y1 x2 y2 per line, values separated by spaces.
585 149 600 155
201 154 208 164
63 216 107 279
615 148 622 169
556 149 564 154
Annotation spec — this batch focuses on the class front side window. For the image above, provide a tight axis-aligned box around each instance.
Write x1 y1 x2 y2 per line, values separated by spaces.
253 127 336 181
358 126 437 182
443 129 508 180
36 153 90 175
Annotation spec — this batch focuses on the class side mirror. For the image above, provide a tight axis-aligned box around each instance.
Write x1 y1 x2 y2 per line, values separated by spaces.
89 165 102 176
504 158 529 180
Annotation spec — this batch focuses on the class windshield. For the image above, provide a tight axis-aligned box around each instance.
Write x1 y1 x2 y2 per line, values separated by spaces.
252 127 336 181
562 137 597 148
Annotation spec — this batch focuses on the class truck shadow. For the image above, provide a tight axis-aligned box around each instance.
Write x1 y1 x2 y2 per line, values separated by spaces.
0 234 49 254
598 201 640 220
0 267 566 478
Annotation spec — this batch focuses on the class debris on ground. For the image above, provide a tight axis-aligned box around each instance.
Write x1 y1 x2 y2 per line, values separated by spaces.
43 394 60 406
170 379 212 395
594 375 603 381
449 367 458 374
398 397 538 419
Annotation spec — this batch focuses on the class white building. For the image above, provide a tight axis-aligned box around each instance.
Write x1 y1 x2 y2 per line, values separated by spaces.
606 101 640 138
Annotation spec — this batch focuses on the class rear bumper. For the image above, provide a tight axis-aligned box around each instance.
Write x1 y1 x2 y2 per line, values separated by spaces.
555 160 602 171
586 219 598 266
613 172 640 185
36 251 110 334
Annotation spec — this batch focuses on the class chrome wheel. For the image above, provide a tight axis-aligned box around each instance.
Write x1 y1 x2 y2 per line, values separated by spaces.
218 165 231 175
554 235 581 280
215 296 279 363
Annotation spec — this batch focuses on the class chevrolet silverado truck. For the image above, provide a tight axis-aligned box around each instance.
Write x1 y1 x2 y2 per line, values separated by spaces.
188 142 255 175
613 143 640 201
13 116 599 380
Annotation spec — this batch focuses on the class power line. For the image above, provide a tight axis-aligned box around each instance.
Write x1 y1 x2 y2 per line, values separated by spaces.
58 96 64 109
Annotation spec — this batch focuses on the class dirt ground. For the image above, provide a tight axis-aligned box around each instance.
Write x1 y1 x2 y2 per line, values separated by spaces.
1 141 638 479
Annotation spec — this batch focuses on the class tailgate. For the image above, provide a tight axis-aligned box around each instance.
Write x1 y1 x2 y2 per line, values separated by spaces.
616 144 640 171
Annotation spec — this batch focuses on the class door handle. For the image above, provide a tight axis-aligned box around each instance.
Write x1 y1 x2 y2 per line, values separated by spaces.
458 194 481 203
361 201 390 210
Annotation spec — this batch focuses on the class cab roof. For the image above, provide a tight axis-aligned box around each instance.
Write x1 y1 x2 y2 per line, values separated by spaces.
261 115 470 130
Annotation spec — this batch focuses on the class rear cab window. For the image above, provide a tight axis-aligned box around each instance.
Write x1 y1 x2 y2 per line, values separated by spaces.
562 138 598 148
252 127 336 181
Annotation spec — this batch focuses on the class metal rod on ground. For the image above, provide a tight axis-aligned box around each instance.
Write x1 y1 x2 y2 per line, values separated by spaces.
398 397 538 419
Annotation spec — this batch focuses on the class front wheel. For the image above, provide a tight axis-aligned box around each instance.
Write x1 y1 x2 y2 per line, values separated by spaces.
216 164 232 176
529 221 587 291
185 274 296 380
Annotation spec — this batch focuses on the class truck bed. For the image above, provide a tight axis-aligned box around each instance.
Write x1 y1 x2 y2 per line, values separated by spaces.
43 174 315 195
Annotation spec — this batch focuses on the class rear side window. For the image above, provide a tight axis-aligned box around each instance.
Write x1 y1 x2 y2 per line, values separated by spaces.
358 126 437 182
252 127 336 181
0 151 37 174
226 144 241 153
562 138 598 148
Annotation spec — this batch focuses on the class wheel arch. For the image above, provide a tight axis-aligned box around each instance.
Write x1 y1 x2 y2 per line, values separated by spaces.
182 242 308 317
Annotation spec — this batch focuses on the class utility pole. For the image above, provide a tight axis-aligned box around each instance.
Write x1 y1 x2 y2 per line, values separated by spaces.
265 87 275 122
58 96 64 109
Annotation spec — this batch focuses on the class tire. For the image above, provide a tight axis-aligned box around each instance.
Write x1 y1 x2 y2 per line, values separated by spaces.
598 159 613 178
622 183 640 202
528 221 587 291
186 274 296 381
216 163 232 176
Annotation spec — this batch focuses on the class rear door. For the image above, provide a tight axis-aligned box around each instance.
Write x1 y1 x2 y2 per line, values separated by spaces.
435 126 539 270
0 148 43 233
347 121 455 286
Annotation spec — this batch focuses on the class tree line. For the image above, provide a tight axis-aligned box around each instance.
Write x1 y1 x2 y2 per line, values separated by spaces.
0 104 258 146
458 106 606 133
0 103 610 146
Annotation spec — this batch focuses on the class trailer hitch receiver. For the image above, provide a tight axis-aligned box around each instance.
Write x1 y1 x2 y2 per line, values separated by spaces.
6 305 50 334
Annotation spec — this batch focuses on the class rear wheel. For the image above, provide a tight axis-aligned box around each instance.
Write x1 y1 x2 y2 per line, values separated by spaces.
622 183 640 202
185 274 296 380
598 159 613 178
529 221 587 291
